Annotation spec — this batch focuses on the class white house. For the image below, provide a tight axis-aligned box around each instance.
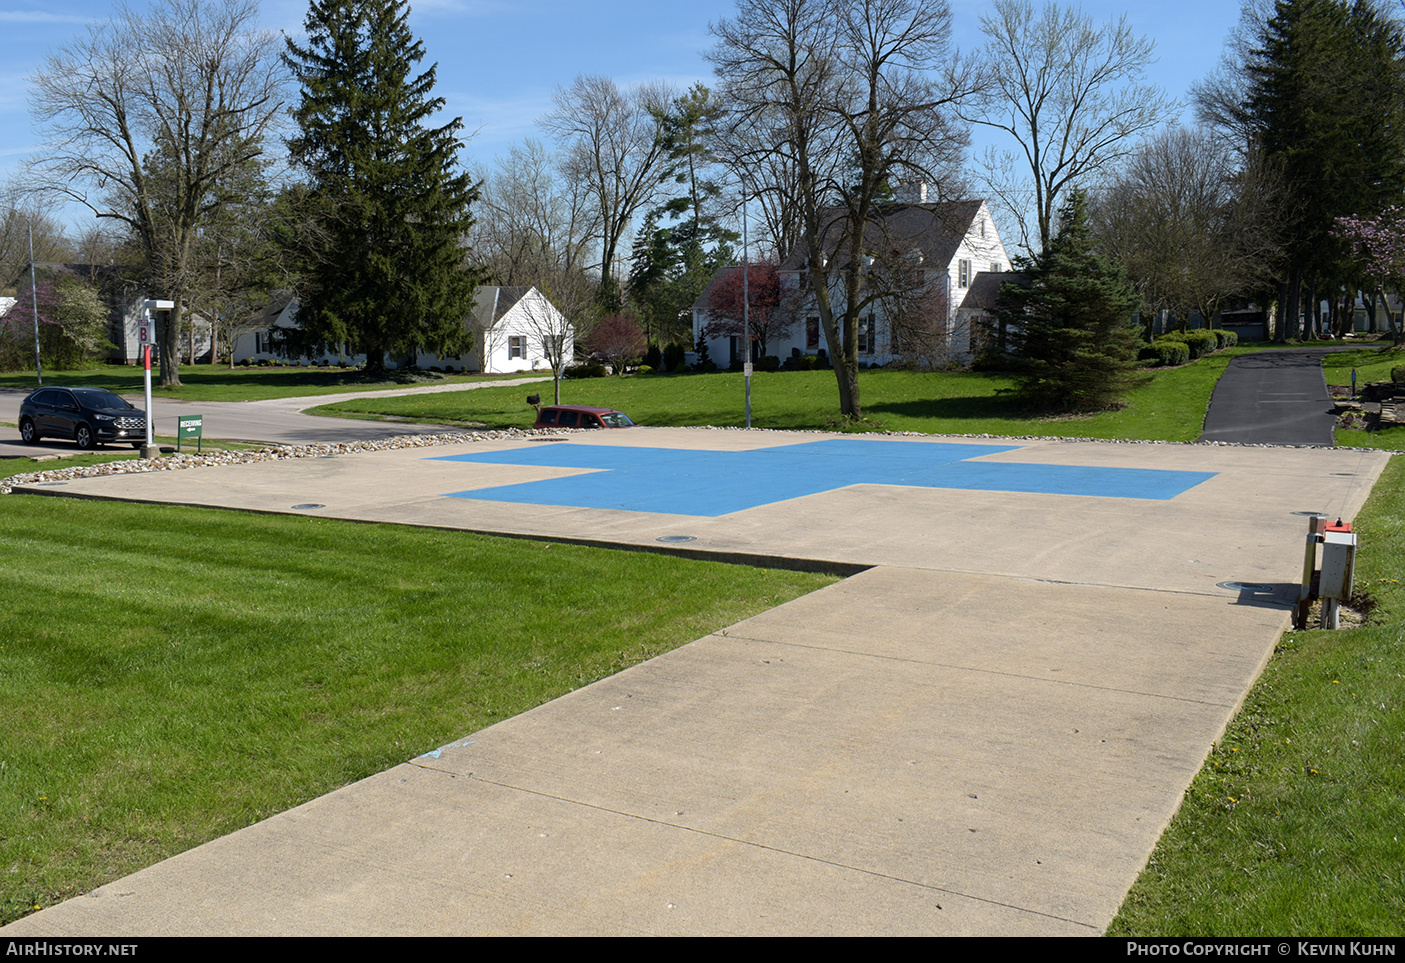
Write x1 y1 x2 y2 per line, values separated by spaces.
693 196 1013 368
232 285 573 372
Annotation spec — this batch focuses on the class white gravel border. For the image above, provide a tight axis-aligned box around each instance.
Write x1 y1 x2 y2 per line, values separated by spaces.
3 426 1396 496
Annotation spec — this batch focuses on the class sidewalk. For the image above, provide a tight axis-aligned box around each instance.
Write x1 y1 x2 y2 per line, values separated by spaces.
3 430 1388 935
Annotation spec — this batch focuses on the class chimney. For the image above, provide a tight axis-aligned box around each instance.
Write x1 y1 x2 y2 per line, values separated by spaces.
893 181 927 204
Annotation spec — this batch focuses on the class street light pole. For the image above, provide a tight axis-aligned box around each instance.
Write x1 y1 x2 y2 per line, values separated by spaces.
27 219 41 386
743 201 751 429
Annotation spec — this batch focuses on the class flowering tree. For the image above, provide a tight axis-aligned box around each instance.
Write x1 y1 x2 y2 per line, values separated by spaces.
703 262 788 358
585 312 646 374
1333 207 1405 339
0 274 112 371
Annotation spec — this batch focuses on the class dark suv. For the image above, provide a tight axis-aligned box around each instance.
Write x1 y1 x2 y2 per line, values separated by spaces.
18 387 148 450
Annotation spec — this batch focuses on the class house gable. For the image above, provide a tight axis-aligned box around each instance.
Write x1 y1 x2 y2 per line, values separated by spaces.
695 199 1012 367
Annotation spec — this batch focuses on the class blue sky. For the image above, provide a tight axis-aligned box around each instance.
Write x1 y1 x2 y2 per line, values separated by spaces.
1 0 1246 235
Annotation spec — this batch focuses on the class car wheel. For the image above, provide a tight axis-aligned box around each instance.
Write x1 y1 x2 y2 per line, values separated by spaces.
19 417 38 444
74 423 95 450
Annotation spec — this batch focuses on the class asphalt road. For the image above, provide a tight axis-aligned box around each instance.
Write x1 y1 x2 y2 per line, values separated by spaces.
0 376 551 457
1199 348 1344 446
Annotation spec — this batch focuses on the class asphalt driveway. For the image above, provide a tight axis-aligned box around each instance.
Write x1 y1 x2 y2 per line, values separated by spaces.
1200 348 1346 446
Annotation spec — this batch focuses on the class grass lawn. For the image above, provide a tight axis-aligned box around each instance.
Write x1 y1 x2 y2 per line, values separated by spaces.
1321 342 1405 386
0 364 545 403
1323 343 1405 449
319 350 1247 442
1109 454 1405 935
0 488 834 925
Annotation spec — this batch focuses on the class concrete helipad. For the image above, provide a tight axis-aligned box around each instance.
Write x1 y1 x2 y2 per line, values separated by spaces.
4 427 1391 936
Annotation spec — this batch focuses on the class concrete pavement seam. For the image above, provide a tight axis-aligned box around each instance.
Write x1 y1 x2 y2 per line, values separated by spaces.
706 631 1260 709
403 762 1104 932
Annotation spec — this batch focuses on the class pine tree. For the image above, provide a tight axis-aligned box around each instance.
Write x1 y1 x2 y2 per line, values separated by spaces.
284 0 481 372
995 190 1145 413
627 84 736 350
1228 0 1405 339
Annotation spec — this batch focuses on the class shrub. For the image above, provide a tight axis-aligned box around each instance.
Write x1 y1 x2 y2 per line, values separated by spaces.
565 362 607 379
585 313 646 375
636 364 654 375
1145 340 1191 367
663 343 686 372
1161 329 1218 359
757 355 780 372
0 274 114 371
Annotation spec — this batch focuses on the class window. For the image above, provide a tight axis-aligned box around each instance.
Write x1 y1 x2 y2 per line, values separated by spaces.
806 317 820 350
508 336 526 360
990 262 1002 273
958 259 971 287
858 315 874 354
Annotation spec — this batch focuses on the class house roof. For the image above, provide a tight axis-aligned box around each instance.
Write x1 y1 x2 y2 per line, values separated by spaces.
472 286 532 327
19 261 137 290
256 294 296 325
778 199 988 273
959 271 1031 313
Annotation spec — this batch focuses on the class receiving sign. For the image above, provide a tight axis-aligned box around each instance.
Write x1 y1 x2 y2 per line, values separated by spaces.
177 414 203 452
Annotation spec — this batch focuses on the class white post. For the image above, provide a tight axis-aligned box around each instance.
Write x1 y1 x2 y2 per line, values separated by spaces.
141 300 174 459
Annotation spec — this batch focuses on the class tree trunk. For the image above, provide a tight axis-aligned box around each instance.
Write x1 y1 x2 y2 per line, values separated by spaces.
158 301 183 387
833 357 861 420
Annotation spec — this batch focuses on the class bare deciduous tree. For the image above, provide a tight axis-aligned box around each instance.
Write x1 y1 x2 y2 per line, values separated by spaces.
0 195 69 290
1093 126 1287 333
966 0 1172 257
473 139 599 289
709 0 982 419
28 0 286 386
516 277 597 404
540 76 675 309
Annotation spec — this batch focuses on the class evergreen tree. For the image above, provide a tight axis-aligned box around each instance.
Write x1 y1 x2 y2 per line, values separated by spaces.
627 84 737 350
995 191 1145 413
1209 0 1405 339
284 0 481 372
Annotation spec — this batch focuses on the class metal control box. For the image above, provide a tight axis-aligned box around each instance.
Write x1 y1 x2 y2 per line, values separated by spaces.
1319 530 1358 601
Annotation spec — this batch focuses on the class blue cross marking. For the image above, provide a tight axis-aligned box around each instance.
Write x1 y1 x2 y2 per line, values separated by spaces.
430 438 1216 517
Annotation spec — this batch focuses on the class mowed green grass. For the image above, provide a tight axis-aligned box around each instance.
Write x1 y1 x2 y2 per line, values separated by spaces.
0 493 834 924
1321 342 1405 386
1109 454 1405 935
1323 343 1405 450
320 352 1244 442
0 363 543 403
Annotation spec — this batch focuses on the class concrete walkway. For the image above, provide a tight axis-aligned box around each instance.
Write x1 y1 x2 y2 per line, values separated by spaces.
2 429 1389 936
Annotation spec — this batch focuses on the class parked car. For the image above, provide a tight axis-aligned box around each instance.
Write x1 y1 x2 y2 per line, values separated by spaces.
18 387 148 450
532 404 635 430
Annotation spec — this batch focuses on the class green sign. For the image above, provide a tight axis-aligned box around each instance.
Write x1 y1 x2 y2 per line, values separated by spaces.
177 414 203 452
